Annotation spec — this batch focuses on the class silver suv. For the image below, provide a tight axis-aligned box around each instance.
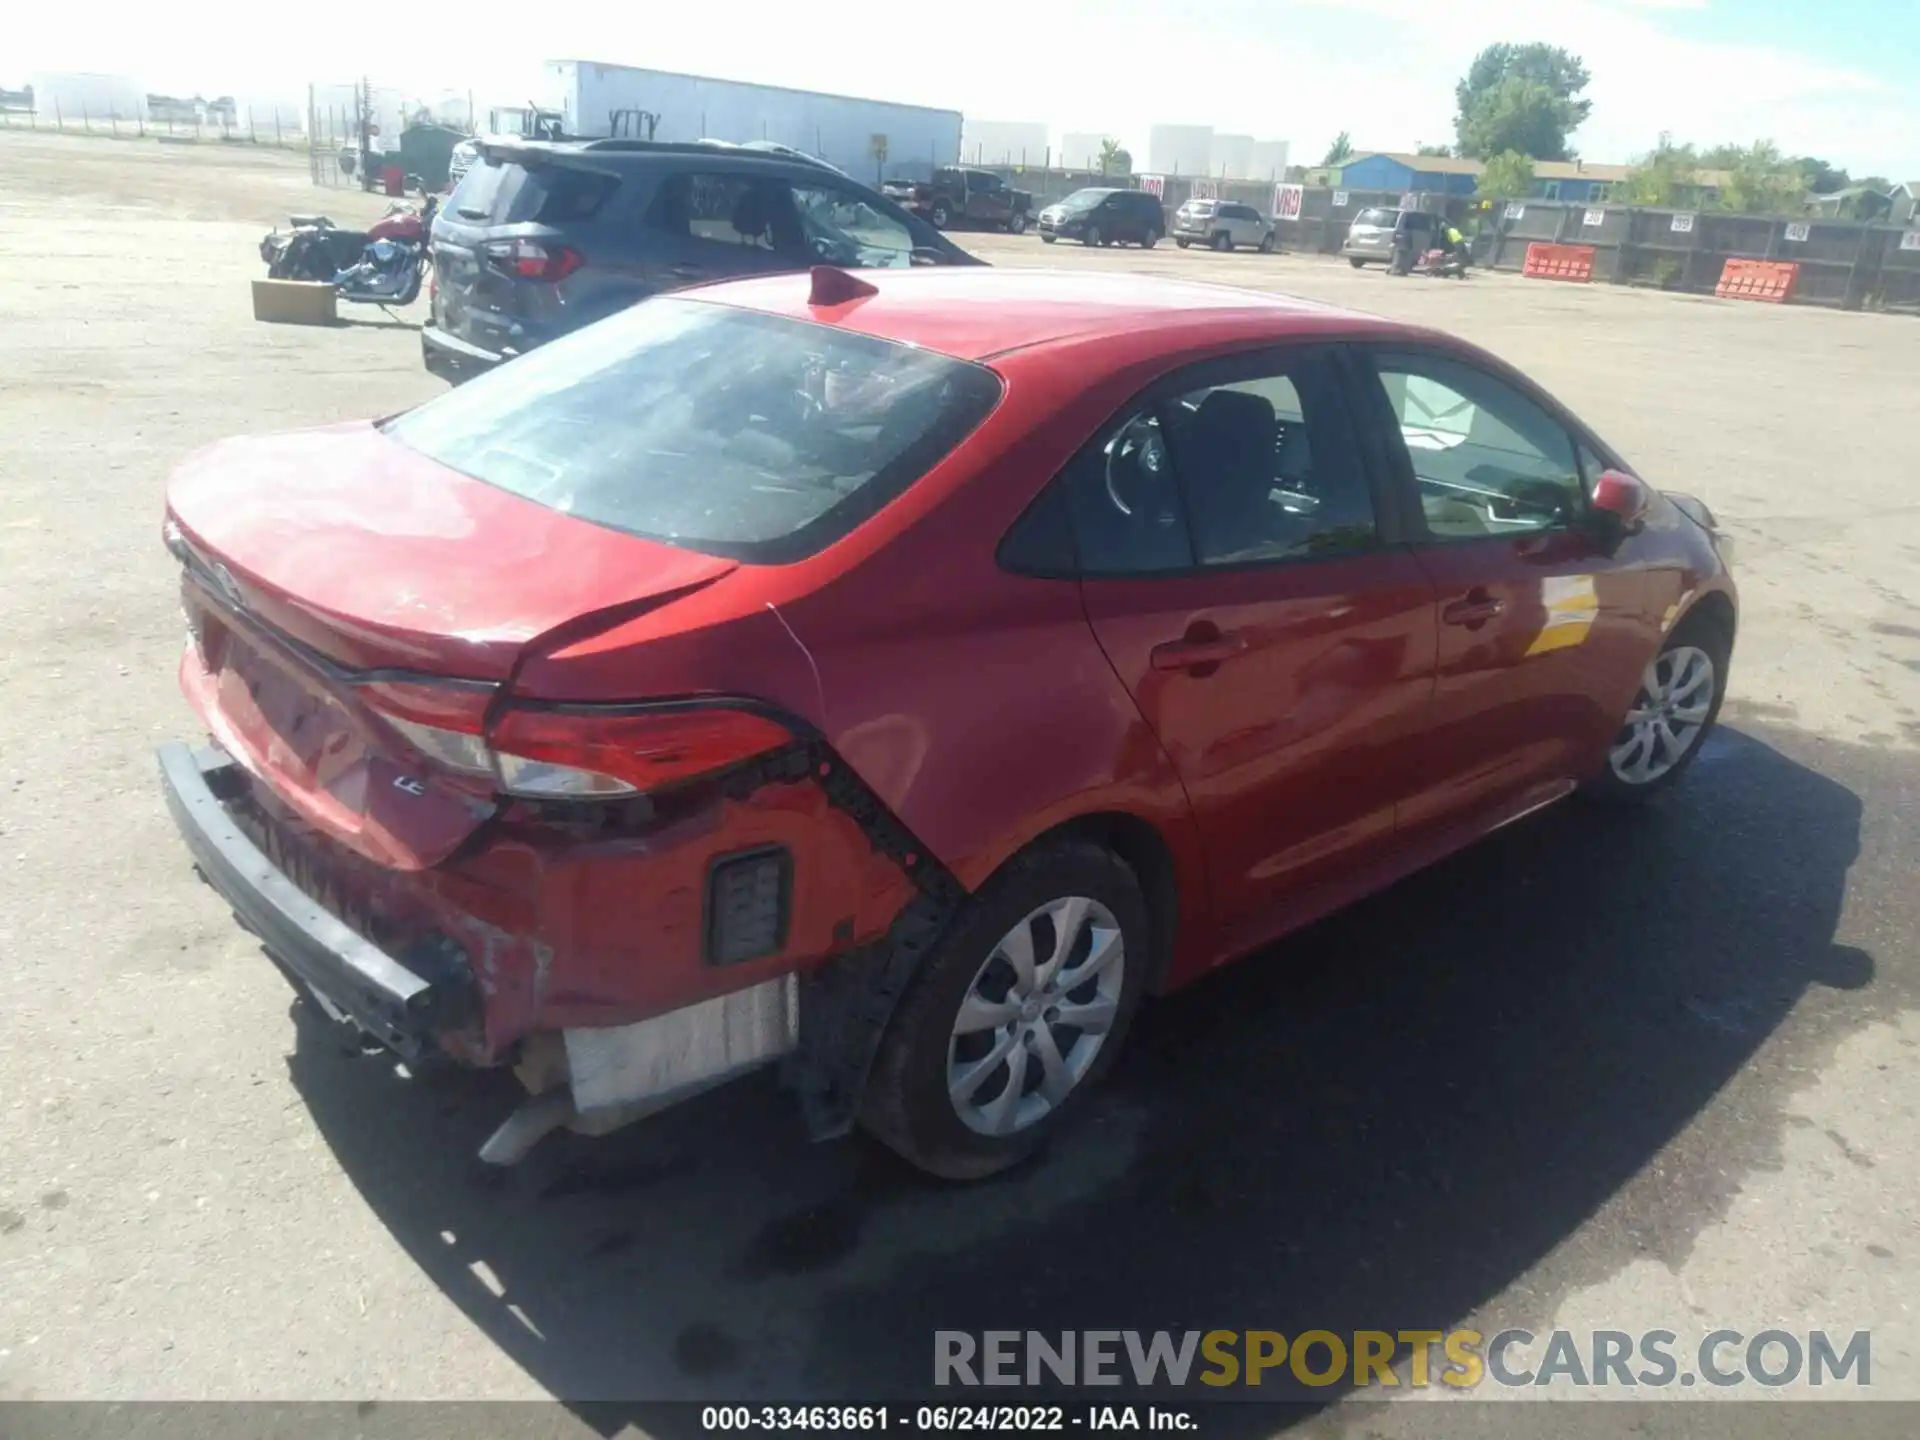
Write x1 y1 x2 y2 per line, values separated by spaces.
1342 206 1433 267
1172 198 1275 252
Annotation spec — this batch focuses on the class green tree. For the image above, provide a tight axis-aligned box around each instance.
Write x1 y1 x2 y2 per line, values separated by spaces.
1453 42 1591 161
1797 158 1850 194
1097 137 1132 176
1322 130 1354 166
1621 132 1700 207
1476 150 1536 200
1711 140 1809 214
1416 143 1453 157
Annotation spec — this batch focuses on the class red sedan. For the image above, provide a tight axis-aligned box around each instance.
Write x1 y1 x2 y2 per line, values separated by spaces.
159 266 1736 1179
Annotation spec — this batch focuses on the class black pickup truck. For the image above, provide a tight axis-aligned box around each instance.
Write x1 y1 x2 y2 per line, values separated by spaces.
883 167 1032 233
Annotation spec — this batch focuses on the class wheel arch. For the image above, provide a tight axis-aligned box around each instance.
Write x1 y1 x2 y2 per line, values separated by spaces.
994 810 1186 996
1676 585 1736 646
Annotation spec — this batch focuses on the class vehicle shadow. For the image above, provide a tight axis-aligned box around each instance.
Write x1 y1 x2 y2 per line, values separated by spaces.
285 723 1883 1432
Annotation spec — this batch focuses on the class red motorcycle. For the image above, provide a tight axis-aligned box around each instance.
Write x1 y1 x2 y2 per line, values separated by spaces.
259 196 438 308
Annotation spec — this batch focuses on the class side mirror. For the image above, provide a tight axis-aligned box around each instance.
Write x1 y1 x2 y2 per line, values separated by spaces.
1590 469 1649 535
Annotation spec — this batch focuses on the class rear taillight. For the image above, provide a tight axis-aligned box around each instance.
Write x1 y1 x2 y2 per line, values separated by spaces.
359 681 497 777
360 685 793 801
488 706 793 799
484 238 585 282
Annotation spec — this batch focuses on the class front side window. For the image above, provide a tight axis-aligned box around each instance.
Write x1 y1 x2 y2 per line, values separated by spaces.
1362 352 1584 538
384 298 1002 563
1057 352 1378 574
791 184 917 268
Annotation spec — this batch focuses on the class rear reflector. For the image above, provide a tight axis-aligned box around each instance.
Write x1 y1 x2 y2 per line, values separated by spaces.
706 847 792 965
487 705 794 799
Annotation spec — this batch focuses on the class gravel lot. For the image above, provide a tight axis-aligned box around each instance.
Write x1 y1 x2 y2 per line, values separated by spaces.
1 132 1916 1433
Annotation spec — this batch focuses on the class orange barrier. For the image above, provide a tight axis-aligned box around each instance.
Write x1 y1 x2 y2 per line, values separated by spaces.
1523 243 1597 282
1715 258 1799 303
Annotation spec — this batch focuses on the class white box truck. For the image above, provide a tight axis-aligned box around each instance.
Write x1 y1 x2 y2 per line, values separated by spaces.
539 60 962 186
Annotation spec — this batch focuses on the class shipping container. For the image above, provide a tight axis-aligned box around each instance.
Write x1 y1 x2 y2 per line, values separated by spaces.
540 60 962 185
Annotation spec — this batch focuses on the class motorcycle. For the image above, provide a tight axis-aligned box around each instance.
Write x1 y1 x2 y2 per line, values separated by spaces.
1417 245 1471 279
259 195 438 310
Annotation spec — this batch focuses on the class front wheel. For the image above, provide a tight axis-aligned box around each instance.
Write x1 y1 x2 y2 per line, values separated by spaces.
1349 257 1367 269
929 201 952 229
861 841 1151 1180
1041 233 1057 244
1584 618 1730 803
1008 210 1028 235
1258 232 1275 254
1212 231 1232 252
1082 225 1102 247
1176 237 1191 249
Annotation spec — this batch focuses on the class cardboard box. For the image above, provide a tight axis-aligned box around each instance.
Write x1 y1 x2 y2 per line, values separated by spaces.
252 279 338 326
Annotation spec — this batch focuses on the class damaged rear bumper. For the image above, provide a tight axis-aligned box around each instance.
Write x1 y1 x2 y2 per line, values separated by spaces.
158 742 473 1062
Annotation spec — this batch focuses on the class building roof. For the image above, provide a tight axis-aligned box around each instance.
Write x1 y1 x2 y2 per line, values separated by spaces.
690 267 1391 362
1348 151 1484 176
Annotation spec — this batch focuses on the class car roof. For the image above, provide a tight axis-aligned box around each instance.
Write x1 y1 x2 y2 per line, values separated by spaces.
477 138 843 176
688 266 1407 362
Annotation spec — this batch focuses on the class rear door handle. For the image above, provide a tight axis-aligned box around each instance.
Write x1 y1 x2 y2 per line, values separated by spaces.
1442 588 1506 626
1151 633 1249 671
670 264 706 279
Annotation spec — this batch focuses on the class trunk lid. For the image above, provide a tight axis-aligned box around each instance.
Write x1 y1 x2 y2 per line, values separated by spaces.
168 423 736 869
168 422 735 679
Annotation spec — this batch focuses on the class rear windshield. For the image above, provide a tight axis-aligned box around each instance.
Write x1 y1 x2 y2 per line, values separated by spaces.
1184 199 1217 212
383 299 1003 563
446 158 619 225
1353 208 1397 227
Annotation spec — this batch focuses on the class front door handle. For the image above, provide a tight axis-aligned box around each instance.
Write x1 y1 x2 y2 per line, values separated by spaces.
670 264 705 279
1151 631 1249 672
1442 588 1506 627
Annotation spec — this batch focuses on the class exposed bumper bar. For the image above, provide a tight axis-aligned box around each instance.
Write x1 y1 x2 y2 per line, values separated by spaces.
157 742 460 1062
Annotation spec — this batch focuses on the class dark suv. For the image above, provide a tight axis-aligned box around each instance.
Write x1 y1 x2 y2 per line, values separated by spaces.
1035 188 1165 248
421 140 982 382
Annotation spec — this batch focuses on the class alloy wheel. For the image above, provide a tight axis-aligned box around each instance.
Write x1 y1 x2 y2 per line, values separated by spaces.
1609 645 1715 785
946 897 1126 1137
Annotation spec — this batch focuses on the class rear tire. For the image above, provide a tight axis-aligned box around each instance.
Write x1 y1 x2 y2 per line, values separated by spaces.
1008 210 1028 235
930 201 952 229
1582 612 1731 805
1042 233 1057 244
861 841 1151 1180
1212 231 1232 252
1141 228 1160 249
1349 257 1367 269
1176 237 1191 249
1258 232 1275 254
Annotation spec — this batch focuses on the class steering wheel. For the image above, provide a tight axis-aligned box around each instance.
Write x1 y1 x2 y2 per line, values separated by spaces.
1106 415 1169 517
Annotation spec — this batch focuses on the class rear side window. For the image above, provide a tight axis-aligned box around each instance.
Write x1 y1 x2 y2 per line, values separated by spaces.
447 159 617 224
647 172 794 255
382 298 1003 564
1354 208 1396 226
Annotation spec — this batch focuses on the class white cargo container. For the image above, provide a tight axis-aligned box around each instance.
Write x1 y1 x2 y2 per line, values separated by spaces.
540 60 961 185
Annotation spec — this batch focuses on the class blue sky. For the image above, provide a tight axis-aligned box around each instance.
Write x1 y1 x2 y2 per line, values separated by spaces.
11 0 1918 179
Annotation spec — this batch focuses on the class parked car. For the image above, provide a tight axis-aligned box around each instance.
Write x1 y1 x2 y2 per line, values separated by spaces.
419 139 981 383
1037 188 1165 247
1173 198 1275 252
884 167 1032 233
1343 205 1439 267
158 266 1736 1181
